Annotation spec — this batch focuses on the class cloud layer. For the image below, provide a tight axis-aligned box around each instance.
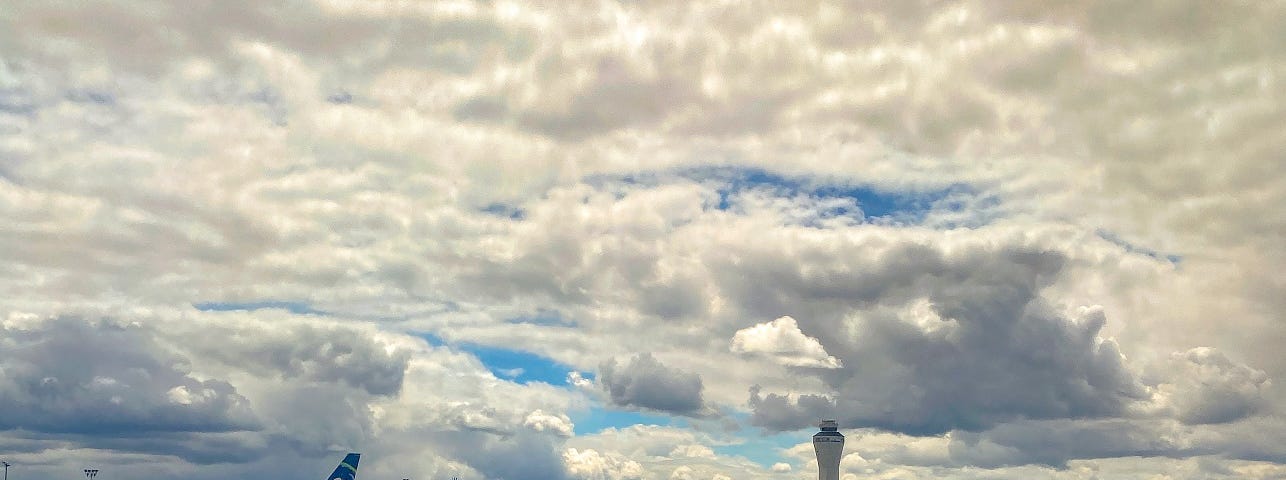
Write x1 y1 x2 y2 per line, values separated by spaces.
746 246 1148 435
1 0 1283 479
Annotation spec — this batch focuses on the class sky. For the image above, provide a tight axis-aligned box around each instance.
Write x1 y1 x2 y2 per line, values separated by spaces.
0 1 1283 479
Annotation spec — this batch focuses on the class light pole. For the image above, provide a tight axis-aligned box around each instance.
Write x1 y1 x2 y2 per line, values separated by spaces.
3 460 10 480
84 468 98 480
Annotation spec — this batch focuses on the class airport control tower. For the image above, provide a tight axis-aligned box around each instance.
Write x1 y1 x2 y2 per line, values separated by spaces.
813 420 844 480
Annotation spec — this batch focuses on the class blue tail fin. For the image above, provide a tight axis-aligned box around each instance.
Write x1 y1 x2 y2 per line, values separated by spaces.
327 453 360 480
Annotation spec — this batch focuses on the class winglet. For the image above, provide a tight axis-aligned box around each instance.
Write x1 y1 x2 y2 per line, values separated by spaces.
327 453 360 480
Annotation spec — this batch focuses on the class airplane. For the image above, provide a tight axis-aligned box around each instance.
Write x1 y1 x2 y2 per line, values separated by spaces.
326 453 360 480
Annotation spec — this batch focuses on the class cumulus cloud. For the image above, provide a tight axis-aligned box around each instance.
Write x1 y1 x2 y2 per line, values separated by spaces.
0 316 269 466
599 353 707 416
670 444 716 458
560 423 792 479
369 417 574 480
746 245 1148 435
567 371 595 390
1152 347 1271 425
0 317 258 436
525 410 575 438
342 344 586 480
668 466 695 480
732 316 842 368
564 448 645 480
747 386 836 431
179 317 411 396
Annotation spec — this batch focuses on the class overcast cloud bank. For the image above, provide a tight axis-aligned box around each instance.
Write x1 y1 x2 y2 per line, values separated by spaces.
1 0 1283 479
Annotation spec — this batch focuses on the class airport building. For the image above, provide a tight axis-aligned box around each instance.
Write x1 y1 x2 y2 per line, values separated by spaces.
812 420 844 480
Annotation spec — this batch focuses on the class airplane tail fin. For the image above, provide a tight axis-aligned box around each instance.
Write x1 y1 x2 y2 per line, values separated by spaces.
327 453 360 480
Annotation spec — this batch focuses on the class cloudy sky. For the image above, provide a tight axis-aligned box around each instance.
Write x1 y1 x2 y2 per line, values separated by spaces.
1 1 1283 479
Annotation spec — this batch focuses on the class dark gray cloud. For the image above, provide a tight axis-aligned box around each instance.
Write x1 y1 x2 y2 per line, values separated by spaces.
54 431 271 465
747 247 1148 434
746 386 835 430
832 416 1286 472
947 419 1187 469
251 383 375 456
599 353 705 415
943 416 1286 470
0 316 258 435
183 321 411 396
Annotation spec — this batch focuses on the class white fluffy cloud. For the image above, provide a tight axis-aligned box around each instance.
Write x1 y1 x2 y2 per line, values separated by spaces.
563 424 791 480
731 316 842 368
564 448 645 480
526 410 576 438
1151 347 1271 425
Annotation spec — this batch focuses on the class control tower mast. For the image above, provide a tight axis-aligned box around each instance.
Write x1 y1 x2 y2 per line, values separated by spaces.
812 420 844 480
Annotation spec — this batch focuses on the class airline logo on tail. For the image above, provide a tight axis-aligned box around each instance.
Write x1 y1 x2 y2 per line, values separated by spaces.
328 453 360 480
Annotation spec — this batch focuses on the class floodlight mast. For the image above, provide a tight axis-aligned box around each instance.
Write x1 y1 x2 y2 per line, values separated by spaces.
812 420 844 480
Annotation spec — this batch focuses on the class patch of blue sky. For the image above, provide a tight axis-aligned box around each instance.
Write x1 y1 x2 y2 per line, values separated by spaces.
245 87 289 126
419 332 448 348
687 166 968 220
418 333 685 429
0 87 36 116
419 333 576 386
505 309 576 327
326 91 354 104
571 406 675 435
914 187 1005 229
713 432 806 468
2 87 122 120
65 89 115 105
480 202 527 220
712 412 809 467
1096 229 1182 264
588 165 980 226
463 344 575 385
248 87 281 106
193 300 328 315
